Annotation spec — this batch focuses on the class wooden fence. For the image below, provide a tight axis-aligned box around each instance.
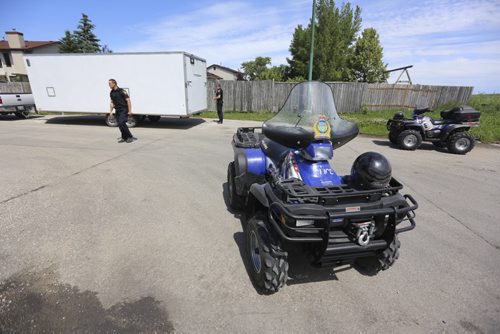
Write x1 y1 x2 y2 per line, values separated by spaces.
1 81 473 113
208 80 474 113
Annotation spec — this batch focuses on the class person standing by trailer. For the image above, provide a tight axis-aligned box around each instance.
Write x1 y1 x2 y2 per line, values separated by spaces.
108 79 136 143
214 83 223 124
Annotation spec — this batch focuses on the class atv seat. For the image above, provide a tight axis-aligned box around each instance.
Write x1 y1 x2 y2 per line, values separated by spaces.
262 119 359 150
413 107 431 115
431 119 446 125
260 137 289 163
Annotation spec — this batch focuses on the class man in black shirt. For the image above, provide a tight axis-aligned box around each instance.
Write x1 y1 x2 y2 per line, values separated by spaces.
214 84 223 124
108 79 136 143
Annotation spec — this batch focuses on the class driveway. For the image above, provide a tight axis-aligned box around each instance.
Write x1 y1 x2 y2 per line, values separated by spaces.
1 115 499 333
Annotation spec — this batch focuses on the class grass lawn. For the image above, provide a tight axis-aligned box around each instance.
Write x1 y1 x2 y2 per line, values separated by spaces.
198 94 500 143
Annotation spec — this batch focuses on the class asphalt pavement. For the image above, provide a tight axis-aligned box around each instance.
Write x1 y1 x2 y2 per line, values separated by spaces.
0 114 499 333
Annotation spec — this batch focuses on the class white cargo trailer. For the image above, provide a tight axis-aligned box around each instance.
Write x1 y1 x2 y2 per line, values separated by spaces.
24 52 207 127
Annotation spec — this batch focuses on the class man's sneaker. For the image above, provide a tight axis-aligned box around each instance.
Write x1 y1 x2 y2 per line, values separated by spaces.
126 137 134 143
118 139 126 143
132 137 138 141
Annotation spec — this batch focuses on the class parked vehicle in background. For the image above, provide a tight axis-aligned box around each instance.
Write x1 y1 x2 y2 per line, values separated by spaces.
387 106 480 154
0 93 36 118
24 52 207 127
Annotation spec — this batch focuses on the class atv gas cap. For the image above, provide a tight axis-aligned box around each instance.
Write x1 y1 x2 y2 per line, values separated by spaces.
350 152 392 189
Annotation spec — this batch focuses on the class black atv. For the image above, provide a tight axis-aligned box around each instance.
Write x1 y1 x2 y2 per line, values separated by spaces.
387 106 480 154
227 82 418 294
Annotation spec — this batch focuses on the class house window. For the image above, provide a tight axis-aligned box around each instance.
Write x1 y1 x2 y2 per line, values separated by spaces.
3 53 12 67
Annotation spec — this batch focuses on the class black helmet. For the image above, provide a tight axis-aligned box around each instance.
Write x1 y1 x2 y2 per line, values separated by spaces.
393 112 404 120
350 152 392 189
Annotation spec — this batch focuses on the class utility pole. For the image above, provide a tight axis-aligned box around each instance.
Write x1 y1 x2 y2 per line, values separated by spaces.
308 0 316 81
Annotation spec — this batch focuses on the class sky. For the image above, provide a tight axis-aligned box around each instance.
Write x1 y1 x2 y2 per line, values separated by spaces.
1 0 499 93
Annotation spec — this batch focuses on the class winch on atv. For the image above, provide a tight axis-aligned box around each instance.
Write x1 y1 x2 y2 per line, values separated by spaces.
227 81 418 294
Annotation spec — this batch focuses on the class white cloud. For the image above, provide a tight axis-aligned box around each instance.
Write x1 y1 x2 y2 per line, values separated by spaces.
120 0 311 70
119 0 500 92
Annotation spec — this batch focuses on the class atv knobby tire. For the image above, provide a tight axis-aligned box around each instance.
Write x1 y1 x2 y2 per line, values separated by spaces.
247 214 288 294
355 235 400 274
397 130 422 150
447 131 475 155
227 162 244 210
388 131 399 144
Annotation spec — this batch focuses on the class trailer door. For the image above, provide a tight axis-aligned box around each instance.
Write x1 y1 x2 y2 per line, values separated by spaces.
184 55 207 115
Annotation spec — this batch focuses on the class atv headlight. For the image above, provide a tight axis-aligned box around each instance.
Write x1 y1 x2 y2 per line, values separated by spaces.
295 219 315 227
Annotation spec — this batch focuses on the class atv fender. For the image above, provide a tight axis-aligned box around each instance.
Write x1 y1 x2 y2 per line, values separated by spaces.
248 183 269 208
441 124 471 140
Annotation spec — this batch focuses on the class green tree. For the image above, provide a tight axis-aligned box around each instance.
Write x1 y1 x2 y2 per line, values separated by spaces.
350 28 388 83
257 65 289 81
287 25 311 79
241 57 272 80
288 1 362 81
74 13 101 53
241 57 290 81
58 30 78 53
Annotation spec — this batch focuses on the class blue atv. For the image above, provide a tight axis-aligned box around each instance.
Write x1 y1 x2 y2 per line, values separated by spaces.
227 81 418 294
387 106 480 154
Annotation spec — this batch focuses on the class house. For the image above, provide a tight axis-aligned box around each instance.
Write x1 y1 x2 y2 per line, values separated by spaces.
0 31 59 82
207 64 244 81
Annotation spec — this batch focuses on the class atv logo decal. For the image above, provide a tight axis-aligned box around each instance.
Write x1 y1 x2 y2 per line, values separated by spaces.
313 115 331 140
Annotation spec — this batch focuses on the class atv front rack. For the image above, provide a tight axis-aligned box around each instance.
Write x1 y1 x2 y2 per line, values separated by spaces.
272 177 404 205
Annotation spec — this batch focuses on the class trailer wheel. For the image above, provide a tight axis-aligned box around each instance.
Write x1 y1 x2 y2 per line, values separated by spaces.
126 115 138 128
148 115 161 123
247 214 288 294
105 115 118 127
227 162 244 210
355 235 400 274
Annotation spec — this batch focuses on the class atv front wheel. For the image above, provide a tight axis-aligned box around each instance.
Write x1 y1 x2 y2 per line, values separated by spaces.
397 130 422 150
447 131 475 155
388 131 399 144
247 214 288 294
227 162 244 210
355 235 400 274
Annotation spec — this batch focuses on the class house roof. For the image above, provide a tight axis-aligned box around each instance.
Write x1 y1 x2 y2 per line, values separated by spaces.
207 64 241 75
207 72 223 80
0 40 59 51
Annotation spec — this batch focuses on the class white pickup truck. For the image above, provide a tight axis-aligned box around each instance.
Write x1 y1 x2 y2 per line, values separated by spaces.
0 93 36 118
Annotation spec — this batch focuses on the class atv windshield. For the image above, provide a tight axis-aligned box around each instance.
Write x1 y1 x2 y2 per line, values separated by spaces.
263 81 358 149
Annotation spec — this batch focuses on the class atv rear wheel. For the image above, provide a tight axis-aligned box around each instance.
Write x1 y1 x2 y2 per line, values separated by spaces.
397 130 422 150
247 214 288 294
227 162 244 210
355 235 400 274
447 131 475 155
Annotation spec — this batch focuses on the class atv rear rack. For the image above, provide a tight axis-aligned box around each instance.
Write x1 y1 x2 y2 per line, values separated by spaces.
233 127 263 148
